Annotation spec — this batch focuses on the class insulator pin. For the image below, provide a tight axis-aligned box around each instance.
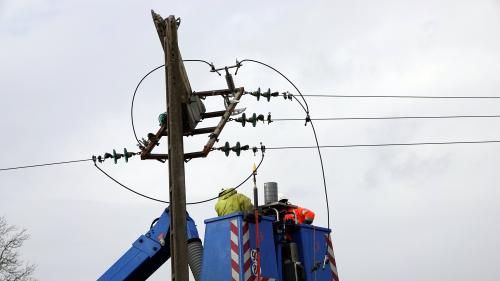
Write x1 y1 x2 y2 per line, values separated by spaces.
249 88 284 102
217 141 250 157
97 148 137 164
233 113 266 127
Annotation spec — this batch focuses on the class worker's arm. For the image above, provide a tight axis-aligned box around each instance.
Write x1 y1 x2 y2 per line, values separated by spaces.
214 199 223 216
302 208 315 224
238 194 254 212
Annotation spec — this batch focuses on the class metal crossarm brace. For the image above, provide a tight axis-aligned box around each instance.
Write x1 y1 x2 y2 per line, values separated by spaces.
140 124 167 158
141 87 244 161
193 89 233 97
200 87 244 156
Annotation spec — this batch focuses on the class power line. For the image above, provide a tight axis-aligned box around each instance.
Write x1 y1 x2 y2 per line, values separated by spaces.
272 114 500 121
131 59 217 146
131 64 165 146
94 163 169 204
239 58 331 229
263 140 500 150
0 158 93 171
93 151 265 205
185 151 265 205
0 150 264 206
3 139 496 172
239 59 310 113
299 94 500 99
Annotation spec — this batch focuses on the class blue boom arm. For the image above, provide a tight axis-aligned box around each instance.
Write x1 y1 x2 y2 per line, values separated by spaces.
98 208 200 281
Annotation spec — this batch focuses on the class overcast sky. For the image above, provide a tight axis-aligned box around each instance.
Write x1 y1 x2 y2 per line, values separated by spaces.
1 1 500 280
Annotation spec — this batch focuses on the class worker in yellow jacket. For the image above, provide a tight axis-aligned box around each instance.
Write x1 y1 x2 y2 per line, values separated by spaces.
215 188 253 216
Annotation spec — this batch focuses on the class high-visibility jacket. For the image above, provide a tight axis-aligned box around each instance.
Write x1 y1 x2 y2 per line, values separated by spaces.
284 207 315 224
215 188 253 216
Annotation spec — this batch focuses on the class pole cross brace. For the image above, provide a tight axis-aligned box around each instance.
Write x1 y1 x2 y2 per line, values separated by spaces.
140 87 244 161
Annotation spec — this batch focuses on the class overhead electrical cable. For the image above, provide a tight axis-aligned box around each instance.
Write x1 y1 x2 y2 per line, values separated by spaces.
131 59 217 146
263 140 500 150
239 58 331 229
93 151 265 205
185 151 265 205
297 94 500 99
131 64 165 146
239 59 310 112
3 138 498 173
94 163 169 204
271 114 500 122
0 158 93 171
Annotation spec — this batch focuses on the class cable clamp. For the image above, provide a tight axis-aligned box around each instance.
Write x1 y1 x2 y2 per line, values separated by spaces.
209 62 221 76
283 91 293 100
251 143 266 156
137 142 145 150
235 59 242 75
304 114 311 126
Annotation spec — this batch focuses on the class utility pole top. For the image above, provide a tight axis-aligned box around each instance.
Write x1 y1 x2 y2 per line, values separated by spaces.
152 11 192 104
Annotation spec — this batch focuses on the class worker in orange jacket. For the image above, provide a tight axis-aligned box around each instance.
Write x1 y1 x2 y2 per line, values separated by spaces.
285 207 315 224
279 194 315 224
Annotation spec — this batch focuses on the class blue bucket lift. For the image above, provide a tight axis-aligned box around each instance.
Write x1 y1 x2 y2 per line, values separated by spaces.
98 205 338 281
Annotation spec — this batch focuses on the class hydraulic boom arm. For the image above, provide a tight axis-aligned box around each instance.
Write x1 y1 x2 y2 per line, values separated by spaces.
98 208 202 281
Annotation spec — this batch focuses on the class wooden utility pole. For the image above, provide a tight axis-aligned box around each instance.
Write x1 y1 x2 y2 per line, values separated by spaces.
166 18 189 281
145 11 244 281
152 12 189 281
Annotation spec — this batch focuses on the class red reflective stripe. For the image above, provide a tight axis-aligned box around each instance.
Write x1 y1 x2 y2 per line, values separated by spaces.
230 219 240 280
324 234 339 281
231 259 239 272
231 222 239 234
243 239 250 252
325 235 333 247
231 240 239 253
243 235 251 272
244 256 252 270
328 254 337 267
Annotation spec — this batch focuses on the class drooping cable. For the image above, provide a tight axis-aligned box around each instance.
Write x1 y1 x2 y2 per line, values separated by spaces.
239 58 330 229
183 59 215 68
131 59 217 146
239 59 310 112
131 64 165 146
93 151 265 205
94 162 169 204
186 151 265 205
